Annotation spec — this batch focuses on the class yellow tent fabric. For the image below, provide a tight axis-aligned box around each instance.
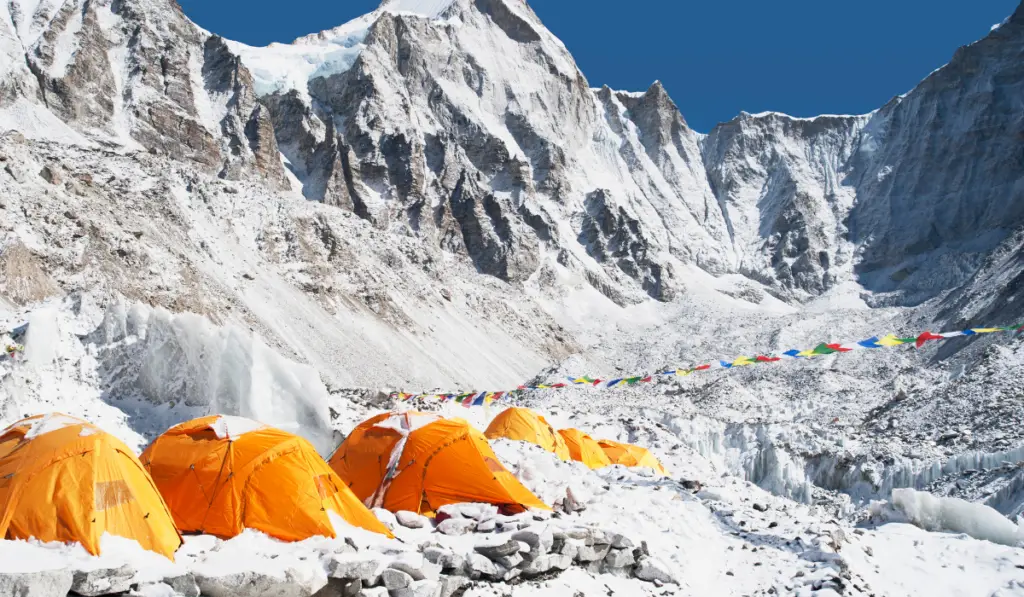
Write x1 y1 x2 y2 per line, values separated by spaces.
558 428 612 470
0 413 182 559
330 412 548 515
141 415 391 541
597 439 668 475
484 408 571 460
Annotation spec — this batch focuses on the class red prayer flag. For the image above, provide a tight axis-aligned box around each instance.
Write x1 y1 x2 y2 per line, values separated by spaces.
696 364 711 371
641 376 653 383
915 331 945 348
826 343 852 353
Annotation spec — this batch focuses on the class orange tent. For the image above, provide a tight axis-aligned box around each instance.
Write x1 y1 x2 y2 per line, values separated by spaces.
0 414 182 559
558 428 612 470
330 412 547 515
484 408 571 460
597 439 668 475
141 415 391 541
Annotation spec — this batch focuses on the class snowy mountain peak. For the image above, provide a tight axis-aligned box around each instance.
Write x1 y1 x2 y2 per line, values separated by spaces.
380 0 460 18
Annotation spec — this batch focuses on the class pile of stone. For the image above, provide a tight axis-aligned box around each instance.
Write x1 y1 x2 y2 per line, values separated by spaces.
401 503 677 594
0 504 676 597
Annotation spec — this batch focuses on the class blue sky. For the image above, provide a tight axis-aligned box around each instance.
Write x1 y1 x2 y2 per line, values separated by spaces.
177 0 1019 132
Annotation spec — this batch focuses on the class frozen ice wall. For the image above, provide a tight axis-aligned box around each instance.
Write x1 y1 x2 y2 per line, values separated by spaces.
97 301 336 454
880 488 1024 547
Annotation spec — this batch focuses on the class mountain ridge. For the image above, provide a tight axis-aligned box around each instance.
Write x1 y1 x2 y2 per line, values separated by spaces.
0 0 1021 386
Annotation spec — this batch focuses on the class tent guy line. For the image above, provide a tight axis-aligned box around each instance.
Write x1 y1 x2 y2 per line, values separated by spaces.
392 323 1024 406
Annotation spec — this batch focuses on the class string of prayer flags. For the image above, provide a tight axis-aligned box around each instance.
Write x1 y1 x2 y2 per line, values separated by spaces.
390 322 1024 407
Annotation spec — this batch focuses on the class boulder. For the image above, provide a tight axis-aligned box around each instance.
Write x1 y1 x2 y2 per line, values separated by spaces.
512 526 554 560
520 554 572 579
0 570 74 597
634 556 677 585
38 165 62 186
465 554 500 580
557 539 580 560
410 579 441 597
439 575 470 597
381 568 413 591
72 564 136 596
475 518 496 533
436 503 498 521
163 573 200 597
562 527 593 541
474 540 520 560
602 547 635 572
436 518 476 536
325 554 383 582
389 553 440 581
574 542 611 563
607 533 634 550
496 520 524 533
396 511 431 529
492 553 523 569
372 508 399 531
311 577 362 597
194 568 328 597
362 588 389 597
421 547 464 574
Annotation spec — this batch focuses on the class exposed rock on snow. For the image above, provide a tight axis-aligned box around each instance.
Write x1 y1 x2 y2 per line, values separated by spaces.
324 554 384 583
0 569 73 597
396 511 431 529
71 564 136 596
194 568 328 597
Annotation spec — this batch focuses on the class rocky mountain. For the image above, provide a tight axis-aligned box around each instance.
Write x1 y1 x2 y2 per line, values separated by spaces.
2 0 1021 305
0 0 1020 397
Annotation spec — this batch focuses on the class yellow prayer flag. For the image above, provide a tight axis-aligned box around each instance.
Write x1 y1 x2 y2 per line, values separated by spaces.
876 334 906 347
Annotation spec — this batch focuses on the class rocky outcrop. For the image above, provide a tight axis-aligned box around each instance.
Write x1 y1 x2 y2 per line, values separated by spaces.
3 0 290 187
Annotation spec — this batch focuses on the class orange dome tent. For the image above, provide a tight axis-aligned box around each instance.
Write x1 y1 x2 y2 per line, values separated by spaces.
558 428 612 470
329 412 548 515
141 415 391 541
484 407 571 460
597 439 668 475
0 414 182 559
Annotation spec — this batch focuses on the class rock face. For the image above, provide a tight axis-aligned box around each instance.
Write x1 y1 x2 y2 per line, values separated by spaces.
1 0 1024 389
3 0 1024 305
1 0 288 187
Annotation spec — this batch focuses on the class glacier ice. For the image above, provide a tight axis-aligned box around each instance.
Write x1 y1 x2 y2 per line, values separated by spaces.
879 488 1024 547
95 301 337 454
